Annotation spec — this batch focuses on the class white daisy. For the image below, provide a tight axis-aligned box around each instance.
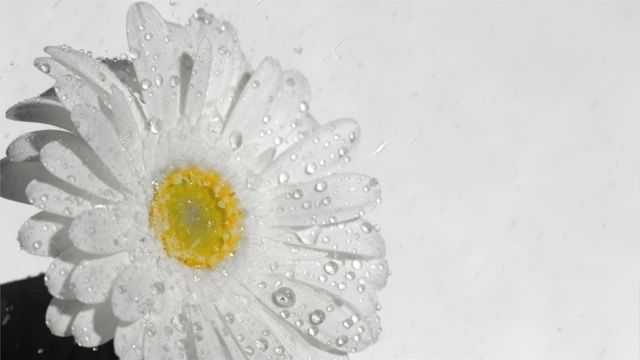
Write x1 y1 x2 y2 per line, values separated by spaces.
2 3 388 359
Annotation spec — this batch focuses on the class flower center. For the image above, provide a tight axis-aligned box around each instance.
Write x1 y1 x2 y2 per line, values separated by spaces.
149 166 243 268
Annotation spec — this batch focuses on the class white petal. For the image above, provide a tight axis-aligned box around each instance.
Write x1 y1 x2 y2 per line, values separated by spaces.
70 104 141 194
268 173 381 227
114 319 144 360
206 293 296 360
40 141 126 202
222 58 283 149
46 298 83 336
18 212 72 257
109 85 147 165
142 304 193 360
33 57 102 110
261 119 360 187
44 45 127 103
45 247 90 299
70 252 131 304
244 70 316 158
182 304 238 360
6 130 76 162
25 179 95 217
111 260 169 322
5 94 74 131
187 12 251 121
69 205 143 254
183 39 212 122
254 277 382 353
71 301 118 347
274 219 386 260
126 2 181 129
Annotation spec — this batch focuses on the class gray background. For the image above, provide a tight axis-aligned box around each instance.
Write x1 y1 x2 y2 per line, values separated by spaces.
1 0 640 358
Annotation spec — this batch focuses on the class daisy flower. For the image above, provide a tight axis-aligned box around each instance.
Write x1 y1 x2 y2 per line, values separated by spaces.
1 3 388 359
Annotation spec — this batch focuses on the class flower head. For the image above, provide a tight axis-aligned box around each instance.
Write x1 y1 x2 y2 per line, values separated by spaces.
2 3 388 359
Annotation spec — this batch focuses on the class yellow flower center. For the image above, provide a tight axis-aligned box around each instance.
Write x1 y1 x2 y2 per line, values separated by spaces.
149 166 243 268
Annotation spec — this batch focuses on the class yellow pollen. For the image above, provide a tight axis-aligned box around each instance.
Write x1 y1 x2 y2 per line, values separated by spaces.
149 166 243 268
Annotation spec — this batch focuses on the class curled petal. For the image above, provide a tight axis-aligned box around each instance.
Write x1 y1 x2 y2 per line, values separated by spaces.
18 212 72 257
71 300 119 347
5 94 74 132
46 298 84 336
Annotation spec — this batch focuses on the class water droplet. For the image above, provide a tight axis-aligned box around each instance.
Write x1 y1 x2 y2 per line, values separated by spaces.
144 33 154 41
229 131 243 151
292 189 303 199
305 162 317 175
299 101 309 112
309 309 326 325
33 241 42 249
336 335 348 347
272 287 296 308
278 172 289 184
314 181 327 192
224 312 235 324
140 79 152 90
38 63 50 73
255 337 269 351
129 48 140 60
324 261 339 275
169 75 180 87
154 74 164 86
251 80 260 89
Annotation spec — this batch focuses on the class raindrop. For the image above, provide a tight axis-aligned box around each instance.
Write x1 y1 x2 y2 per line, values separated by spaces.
38 63 50 73
323 261 339 275
292 189 303 199
278 172 289 184
129 48 140 60
144 33 154 41
228 131 243 151
154 74 164 86
140 79 152 90
309 309 326 325
314 181 327 192
272 287 296 308
169 75 180 87
336 335 348 347
305 162 317 175
298 101 309 112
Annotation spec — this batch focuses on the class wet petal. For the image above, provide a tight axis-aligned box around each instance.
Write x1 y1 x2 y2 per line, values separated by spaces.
25 179 95 217
254 276 381 353
268 173 381 227
70 252 130 304
6 130 77 162
111 260 170 322
126 2 182 129
46 298 84 337
18 212 72 257
183 39 212 122
45 247 90 299
71 301 118 347
40 141 125 202
70 104 141 194
273 219 386 260
222 58 283 150
186 11 251 121
69 205 144 254
261 119 360 187
5 94 74 132
114 320 144 360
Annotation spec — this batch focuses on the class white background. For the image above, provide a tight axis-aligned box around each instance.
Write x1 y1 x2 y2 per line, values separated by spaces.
2 1 640 358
